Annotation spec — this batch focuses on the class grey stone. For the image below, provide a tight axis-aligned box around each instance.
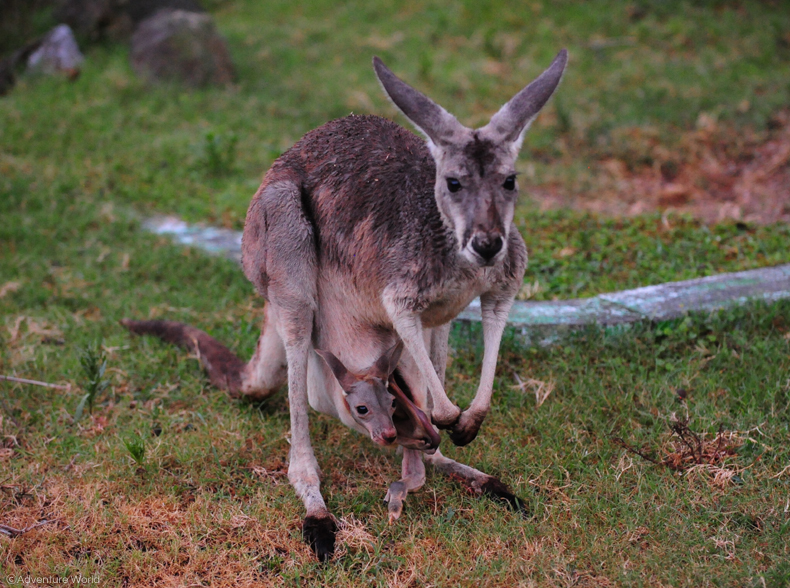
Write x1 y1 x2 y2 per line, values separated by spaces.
130 9 235 87
26 25 84 76
55 0 205 41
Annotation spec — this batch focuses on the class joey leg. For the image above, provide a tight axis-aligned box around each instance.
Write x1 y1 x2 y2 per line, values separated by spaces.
384 448 426 523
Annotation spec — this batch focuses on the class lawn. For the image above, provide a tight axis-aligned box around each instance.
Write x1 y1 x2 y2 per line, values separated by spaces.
2 0 790 586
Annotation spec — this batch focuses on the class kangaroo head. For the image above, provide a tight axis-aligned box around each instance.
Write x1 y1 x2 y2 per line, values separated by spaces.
373 50 567 266
316 343 404 447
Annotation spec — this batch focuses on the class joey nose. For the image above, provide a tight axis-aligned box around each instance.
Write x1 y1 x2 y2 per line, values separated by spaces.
471 234 503 262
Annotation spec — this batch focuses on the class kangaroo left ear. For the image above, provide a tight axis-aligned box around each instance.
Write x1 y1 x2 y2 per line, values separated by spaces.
316 349 358 392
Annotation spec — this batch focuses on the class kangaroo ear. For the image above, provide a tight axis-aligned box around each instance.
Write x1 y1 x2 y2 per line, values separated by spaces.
480 49 568 150
371 341 404 380
316 349 358 392
373 56 465 147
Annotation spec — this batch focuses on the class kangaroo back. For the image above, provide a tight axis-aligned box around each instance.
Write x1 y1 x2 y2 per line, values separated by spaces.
242 115 458 304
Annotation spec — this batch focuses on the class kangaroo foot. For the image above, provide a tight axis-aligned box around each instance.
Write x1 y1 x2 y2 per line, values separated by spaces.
384 480 409 523
448 409 485 446
480 477 529 519
302 515 338 562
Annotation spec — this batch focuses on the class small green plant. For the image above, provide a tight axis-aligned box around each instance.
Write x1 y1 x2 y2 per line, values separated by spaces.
201 131 238 176
122 432 146 466
75 341 110 421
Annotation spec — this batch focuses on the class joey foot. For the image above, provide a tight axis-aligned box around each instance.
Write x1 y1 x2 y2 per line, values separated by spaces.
384 480 408 523
302 515 338 562
448 409 486 446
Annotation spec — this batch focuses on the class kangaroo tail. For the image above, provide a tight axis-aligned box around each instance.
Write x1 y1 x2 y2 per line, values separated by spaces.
120 319 246 397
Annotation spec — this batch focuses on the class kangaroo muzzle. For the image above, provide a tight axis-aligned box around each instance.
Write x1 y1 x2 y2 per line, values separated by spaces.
470 232 504 263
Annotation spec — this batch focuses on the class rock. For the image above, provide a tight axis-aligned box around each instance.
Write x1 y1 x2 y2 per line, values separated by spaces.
130 9 235 87
55 0 205 42
27 24 84 77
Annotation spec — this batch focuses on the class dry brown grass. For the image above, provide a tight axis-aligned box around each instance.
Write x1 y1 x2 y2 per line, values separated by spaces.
613 416 749 489
533 110 790 225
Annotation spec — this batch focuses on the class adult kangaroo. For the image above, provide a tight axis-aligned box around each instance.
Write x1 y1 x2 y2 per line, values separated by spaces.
243 49 566 438
124 50 567 561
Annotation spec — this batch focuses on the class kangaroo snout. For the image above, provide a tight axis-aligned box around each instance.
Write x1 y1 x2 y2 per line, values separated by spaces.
381 431 397 445
470 232 504 263
374 427 398 446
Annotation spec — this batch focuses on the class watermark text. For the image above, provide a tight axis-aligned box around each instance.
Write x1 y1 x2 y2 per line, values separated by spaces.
5 575 100 586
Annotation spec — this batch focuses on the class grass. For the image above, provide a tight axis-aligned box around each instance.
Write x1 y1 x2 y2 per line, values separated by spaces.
2 0 790 297
2 180 789 585
2 0 790 585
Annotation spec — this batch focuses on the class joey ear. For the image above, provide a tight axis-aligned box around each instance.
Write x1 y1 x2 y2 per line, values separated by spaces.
480 49 568 149
385 341 404 377
371 341 404 380
315 349 358 392
372 56 465 147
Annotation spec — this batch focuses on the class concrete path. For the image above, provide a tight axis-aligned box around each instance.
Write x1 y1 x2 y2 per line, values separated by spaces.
144 215 790 332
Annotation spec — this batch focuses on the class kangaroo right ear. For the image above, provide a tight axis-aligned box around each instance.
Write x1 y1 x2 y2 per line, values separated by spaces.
373 56 465 147
316 350 358 392
481 49 568 150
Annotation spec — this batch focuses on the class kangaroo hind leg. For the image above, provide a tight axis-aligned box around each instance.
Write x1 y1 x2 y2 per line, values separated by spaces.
247 178 337 561
240 302 288 400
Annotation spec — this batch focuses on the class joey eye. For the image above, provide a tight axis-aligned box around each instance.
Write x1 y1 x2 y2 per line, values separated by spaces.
446 178 462 193
391 398 397 408
356 406 368 415
503 175 516 191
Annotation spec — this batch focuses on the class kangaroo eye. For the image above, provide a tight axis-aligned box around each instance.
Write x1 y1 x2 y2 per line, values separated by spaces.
356 406 368 415
446 178 462 193
503 175 516 191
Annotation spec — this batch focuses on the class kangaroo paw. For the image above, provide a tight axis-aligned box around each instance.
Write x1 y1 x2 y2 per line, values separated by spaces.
481 477 529 519
431 406 462 431
302 515 337 562
448 410 485 446
384 480 408 523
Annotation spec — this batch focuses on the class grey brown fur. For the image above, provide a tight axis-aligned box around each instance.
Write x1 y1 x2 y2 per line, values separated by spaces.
123 50 567 561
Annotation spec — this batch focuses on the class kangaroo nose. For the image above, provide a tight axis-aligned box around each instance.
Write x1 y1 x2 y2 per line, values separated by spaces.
382 432 397 444
471 234 503 261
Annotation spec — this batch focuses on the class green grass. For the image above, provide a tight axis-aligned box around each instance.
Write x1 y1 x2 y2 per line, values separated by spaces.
1 175 789 585
2 0 790 585
2 0 790 297
519 209 790 299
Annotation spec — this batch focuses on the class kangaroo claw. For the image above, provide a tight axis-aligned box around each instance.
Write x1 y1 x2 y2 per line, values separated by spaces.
481 477 530 519
431 405 462 430
448 410 485 446
302 515 338 562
